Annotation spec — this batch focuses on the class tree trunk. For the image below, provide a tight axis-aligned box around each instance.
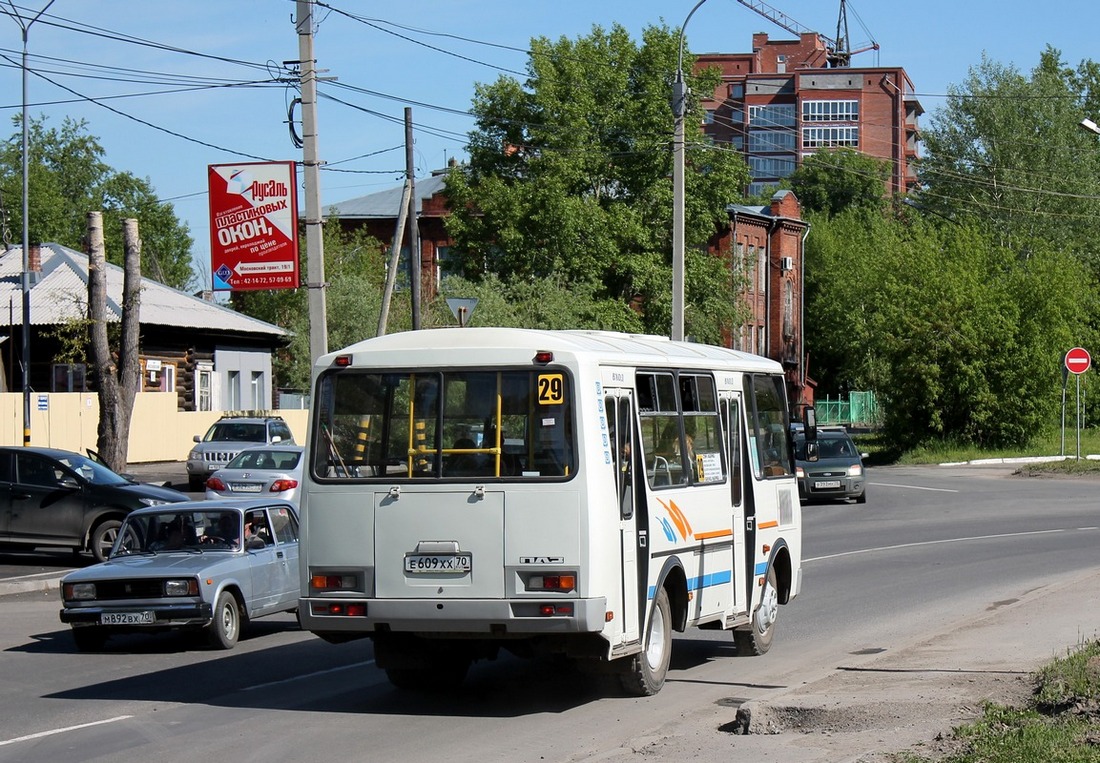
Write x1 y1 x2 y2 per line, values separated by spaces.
87 213 142 473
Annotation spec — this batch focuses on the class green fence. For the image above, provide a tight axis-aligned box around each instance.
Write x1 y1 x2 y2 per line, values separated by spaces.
816 391 881 428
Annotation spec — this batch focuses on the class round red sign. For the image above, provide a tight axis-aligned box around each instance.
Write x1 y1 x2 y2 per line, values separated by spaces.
1065 347 1092 375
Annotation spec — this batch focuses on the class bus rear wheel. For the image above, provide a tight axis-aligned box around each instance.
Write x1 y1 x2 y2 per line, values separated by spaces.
734 565 778 656
620 587 671 696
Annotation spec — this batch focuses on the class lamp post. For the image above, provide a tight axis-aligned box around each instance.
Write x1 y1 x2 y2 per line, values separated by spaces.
1082 118 1100 137
5 0 56 445
671 0 709 342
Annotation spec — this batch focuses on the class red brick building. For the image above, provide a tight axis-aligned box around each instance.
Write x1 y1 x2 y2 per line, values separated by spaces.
696 32 922 197
713 190 813 413
326 173 813 409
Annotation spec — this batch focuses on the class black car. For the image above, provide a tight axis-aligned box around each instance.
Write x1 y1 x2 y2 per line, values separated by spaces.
792 428 867 504
0 447 188 562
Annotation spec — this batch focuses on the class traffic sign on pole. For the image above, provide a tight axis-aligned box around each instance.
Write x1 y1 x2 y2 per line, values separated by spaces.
1065 347 1091 375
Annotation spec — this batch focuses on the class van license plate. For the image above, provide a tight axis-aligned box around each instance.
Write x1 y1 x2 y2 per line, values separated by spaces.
815 480 842 489
101 611 154 625
404 554 472 574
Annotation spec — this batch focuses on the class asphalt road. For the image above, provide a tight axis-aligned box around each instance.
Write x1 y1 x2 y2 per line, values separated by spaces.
0 464 1097 763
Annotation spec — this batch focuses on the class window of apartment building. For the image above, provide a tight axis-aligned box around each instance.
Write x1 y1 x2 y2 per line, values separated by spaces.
703 110 715 124
748 181 779 197
51 363 86 392
731 135 744 150
758 326 766 356
729 83 744 99
227 370 241 410
748 129 796 153
758 248 767 293
749 155 796 178
802 99 859 122
802 126 859 149
745 245 756 290
748 104 795 127
251 371 265 410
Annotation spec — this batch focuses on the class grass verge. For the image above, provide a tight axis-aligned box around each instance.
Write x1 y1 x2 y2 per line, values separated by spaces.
894 640 1100 762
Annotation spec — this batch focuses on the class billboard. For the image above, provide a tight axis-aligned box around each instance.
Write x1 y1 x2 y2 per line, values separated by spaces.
208 161 299 291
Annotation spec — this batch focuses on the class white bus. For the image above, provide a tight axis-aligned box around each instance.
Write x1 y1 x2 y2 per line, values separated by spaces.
298 328 804 695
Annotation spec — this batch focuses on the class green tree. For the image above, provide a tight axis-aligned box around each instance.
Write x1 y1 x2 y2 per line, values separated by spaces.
444 23 751 342
917 48 1100 265
0 116 194 289
784 148 889 216
805 206 1096 449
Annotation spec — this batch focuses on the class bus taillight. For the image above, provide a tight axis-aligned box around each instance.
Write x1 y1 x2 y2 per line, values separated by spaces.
310 573 358 592
538 604 574 616
527 574 576 592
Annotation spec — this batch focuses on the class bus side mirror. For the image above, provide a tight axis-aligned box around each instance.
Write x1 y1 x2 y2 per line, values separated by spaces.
803 407 817 441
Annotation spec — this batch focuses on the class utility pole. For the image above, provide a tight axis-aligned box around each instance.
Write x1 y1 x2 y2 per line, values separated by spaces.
296 0 327 362
405 108 421 330
8 0 56 444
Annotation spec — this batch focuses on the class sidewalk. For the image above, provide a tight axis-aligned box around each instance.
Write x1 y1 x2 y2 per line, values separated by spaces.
123 460 189 489
610 568 1100 763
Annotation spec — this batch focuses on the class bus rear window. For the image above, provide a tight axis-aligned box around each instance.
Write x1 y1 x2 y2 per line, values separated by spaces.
311 369 575 481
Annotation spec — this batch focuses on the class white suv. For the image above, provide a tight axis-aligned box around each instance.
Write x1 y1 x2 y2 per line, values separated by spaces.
186 416 294 490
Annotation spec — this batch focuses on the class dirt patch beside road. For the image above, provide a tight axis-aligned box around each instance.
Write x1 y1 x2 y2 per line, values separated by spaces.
598 570 1100 763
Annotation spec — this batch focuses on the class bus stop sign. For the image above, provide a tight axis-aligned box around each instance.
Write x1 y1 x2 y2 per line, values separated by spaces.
1065 347 1092 375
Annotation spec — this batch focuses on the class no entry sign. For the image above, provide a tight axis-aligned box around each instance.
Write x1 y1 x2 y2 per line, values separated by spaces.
1065 347 1092 375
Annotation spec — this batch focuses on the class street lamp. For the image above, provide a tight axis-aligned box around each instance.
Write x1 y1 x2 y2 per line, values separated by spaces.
1082 118 1100 136
671 0 710 342
5 0 57 445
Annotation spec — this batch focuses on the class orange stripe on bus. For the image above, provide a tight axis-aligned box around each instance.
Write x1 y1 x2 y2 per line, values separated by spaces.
757 520 779 530
693 529 733 540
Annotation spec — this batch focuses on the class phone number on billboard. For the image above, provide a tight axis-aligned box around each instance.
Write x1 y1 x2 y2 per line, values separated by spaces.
237 275 296 286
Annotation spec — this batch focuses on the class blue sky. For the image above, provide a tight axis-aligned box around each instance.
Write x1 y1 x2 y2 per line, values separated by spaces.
1 0 1095 287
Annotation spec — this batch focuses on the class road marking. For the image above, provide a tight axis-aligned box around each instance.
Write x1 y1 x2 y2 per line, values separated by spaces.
241 660 375 692
868 481 959 493
805 527 1095 563
0 715 133 747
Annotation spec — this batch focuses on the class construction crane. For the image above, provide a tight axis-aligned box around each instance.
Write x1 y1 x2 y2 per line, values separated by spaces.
735 0 879 68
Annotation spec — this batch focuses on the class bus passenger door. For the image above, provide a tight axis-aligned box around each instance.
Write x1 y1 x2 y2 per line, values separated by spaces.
720 393 747 618
607 392 642 645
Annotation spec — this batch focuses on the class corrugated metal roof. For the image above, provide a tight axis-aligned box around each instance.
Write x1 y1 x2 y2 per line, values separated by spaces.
0 243 287 336
325 171 448 220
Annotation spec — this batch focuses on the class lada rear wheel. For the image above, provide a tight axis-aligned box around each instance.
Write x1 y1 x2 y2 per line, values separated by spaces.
207 591 241 649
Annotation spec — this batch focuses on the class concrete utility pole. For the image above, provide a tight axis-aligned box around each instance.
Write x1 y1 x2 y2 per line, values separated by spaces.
671 0 710 342
405 108 421 330
296 0 328 362
9 0 56 444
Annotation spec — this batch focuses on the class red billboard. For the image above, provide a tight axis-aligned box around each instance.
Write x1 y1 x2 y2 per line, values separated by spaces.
208 161 299 291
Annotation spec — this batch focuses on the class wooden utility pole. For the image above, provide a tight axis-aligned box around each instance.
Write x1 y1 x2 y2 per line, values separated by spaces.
88 213 141 472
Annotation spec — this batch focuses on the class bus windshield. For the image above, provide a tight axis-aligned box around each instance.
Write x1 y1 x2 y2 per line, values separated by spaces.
311 368 575 481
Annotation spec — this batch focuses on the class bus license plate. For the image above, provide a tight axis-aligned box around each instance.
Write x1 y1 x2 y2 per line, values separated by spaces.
101 611 154 625
404 554 472 574
815 480 842 489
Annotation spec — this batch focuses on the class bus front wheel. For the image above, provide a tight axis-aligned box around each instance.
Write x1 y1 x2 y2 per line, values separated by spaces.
734 564 778 656
620 587 671 696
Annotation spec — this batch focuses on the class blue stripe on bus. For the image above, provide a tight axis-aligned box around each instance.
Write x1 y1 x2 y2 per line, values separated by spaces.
754 561 768 576
647 569 732 601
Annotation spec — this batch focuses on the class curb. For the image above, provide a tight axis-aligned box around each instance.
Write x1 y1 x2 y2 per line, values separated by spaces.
0 571 64 597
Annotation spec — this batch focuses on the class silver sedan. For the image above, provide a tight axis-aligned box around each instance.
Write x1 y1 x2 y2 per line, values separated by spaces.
203 445 304 504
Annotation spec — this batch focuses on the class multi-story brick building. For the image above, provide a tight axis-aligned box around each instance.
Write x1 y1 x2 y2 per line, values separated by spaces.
696 32 922 197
